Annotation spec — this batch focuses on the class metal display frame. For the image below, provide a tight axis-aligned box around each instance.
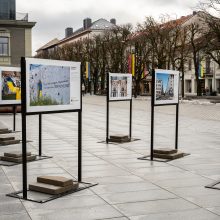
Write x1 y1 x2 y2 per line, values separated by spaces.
106 72 133 143
138 69 180 161
7 57 97 203
0 104 19 132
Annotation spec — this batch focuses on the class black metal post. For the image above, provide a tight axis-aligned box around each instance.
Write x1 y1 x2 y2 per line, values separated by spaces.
150 70 155 161
13 105 16 131
129 98 132 139
78 110 82 182
78 63 83 182
39 114 42 156
175 103 179 150
21 57 27 199
106 72 109 143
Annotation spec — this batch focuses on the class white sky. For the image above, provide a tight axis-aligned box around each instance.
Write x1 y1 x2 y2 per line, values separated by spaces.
16 0 199 55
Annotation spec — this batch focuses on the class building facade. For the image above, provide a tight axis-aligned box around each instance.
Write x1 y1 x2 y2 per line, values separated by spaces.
0 0 36 67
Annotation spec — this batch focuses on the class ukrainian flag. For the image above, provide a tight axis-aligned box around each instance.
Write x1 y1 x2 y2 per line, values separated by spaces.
85 62 90 80
198 61 204 79
131 54 135 76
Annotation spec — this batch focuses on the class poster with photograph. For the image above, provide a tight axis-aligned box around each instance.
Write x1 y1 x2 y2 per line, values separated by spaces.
0 66 21 105
154 69 179 105
109 73 132 101
25 58 81 113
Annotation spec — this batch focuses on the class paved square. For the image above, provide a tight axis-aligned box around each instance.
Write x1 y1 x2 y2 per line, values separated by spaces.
0 95 220 220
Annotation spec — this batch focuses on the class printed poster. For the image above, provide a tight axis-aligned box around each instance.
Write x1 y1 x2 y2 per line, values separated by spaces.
155 69 179 105
109 73 132 101
25 58 81 113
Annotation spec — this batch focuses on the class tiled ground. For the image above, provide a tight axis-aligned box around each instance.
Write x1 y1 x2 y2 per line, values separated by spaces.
0 95 220 220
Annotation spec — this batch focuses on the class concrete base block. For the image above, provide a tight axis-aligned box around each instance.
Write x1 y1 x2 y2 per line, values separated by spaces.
4 151 31 158
0 136 15 141
153 148 178 155
0 140 20 145
29 181 79 195
37 176 73 187
0 130 12 134
1 155 36 163
109 135 130 143
153 152 184 160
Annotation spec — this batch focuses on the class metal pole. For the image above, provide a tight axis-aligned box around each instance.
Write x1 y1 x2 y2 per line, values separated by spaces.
129 98 132 140
21 57 27 199
13 105 16 131
78 110 82 182
150 70 155 161
39 114 42 156
106 72 109 143
78 63 83 182
175 103 179 150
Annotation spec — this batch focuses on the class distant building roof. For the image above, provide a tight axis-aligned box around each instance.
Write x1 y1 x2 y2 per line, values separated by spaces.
36 18 116 53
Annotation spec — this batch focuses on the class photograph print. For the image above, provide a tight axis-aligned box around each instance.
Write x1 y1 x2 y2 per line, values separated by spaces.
0 67 21 105
155 69 179 105
109 73 132 100
26 58 81 113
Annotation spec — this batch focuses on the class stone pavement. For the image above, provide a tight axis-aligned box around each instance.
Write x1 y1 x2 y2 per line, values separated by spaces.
0 95 220 220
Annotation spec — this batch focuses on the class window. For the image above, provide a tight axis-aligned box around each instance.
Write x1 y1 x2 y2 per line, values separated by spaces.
188 59 192 71
206 57 211 74
0 37 9 56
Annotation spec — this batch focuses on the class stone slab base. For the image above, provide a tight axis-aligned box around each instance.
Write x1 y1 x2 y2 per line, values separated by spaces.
109 135 130 143
153 148 178 155
37 176 73 187
0 155 36 163
29 180 79 195
0 130 12 134
153 152 184 160
0 136 15 141
0 140 20 146
4 151 31 158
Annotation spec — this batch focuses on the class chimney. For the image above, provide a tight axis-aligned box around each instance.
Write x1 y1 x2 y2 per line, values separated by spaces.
83 18 92 30
193 11 197 15
110 18 116 25
65 27 73 38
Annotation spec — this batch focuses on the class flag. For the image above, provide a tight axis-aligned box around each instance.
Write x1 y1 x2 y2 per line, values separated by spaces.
85 62 90 80
131 54 135 76
198 61 204 79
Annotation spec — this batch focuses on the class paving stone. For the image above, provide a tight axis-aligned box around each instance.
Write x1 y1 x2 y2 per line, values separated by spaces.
130 208 220 220
115 198 199 217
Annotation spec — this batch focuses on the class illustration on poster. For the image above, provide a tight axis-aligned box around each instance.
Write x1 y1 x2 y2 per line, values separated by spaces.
2 71 21 101
29 64 71 106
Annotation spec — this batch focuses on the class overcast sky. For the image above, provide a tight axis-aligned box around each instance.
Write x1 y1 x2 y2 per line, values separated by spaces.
16 0 198 55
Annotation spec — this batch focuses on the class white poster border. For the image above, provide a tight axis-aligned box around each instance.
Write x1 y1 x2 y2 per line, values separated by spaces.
154 69 179 105
0 66 21 105
25 58 81 113
109 72 132 101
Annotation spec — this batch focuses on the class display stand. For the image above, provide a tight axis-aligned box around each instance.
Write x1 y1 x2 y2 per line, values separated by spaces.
106 72 137 144
7 57 97 203
138 69 188 162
